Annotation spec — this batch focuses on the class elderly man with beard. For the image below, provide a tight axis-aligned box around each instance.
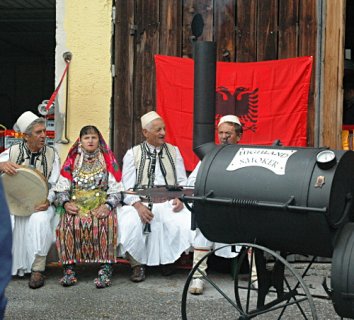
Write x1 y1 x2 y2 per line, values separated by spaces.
118 111 192 282
0 111 60 289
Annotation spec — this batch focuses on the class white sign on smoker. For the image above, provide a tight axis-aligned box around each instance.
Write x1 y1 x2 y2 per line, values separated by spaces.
226 148 297 175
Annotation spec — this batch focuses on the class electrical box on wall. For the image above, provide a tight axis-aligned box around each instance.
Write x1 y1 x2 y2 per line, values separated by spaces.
0 128 55 153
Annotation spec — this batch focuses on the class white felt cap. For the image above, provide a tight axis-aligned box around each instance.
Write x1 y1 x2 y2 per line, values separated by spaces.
13 111 39 133
141 111 162 129
218 115 242 127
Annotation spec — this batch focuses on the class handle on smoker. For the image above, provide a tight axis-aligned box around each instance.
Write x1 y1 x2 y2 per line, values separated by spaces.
327 193 353 228
182 194 327 213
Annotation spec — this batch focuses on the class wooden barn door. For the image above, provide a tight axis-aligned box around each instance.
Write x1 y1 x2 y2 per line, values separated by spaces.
113 0 317 165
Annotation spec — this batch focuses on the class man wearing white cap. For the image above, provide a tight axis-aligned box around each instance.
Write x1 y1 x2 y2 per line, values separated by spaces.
0 111 60 289
187 114 244 295
117 111 192 282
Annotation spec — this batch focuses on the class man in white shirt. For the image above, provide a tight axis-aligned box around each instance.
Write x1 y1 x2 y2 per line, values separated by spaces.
0 111 60 289
187 115 244 295
118 111 192 282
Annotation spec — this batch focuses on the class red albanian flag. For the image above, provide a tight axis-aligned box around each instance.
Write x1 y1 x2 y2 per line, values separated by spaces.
155 55 313 172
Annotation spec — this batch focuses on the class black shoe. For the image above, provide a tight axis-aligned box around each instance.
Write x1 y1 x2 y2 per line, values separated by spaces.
29 271 45 289
130 265 146 282
161 263 175 276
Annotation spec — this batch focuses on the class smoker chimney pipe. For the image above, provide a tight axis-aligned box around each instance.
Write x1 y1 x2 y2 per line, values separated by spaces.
193 41 217 160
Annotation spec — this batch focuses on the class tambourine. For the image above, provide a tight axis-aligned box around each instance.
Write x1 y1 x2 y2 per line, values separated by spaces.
1 166 49 216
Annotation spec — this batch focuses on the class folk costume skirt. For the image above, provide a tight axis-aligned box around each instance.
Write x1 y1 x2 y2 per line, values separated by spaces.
56 211 117 264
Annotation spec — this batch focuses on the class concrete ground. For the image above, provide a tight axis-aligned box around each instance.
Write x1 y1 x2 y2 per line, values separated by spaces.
4 261 342 320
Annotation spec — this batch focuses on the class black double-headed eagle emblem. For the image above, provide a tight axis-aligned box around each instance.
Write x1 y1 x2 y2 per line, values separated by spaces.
215 86 259 132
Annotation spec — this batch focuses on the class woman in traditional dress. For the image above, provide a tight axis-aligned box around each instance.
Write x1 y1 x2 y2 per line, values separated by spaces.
55 125 122 288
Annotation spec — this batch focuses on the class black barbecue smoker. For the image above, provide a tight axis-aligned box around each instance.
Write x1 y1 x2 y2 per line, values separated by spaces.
181 41 354 320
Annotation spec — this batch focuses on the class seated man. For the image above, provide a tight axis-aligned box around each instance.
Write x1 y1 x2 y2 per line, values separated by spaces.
0 111 60 289
118 111 193 282
187 115 245 295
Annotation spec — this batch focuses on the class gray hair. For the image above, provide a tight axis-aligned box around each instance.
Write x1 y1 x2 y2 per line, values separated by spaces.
23 118 46 135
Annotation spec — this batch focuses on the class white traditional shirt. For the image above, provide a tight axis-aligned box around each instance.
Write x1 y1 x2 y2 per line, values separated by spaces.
187 161 201 187
122 142 187 205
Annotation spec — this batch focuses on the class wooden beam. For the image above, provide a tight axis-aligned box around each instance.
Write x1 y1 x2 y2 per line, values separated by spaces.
322 0 345 149
299 0 317 147
278 0 299 59
256 0 278 61
113 0 136 166
236 0 257 62
215 0 235 62
159 0 182 56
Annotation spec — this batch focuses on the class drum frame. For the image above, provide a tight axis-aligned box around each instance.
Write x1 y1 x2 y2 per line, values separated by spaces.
1 166 48 216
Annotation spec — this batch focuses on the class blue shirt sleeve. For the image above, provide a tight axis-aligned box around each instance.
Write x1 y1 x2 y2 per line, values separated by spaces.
0 181 12 320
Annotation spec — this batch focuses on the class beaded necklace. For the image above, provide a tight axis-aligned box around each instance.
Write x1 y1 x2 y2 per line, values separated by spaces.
72 148 106 190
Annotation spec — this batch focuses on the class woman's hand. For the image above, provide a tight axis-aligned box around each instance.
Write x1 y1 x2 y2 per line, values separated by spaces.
91 204 110 219
64 202 79 215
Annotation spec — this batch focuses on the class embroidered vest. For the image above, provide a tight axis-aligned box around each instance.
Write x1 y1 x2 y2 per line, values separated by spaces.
8 143 56 179
132 142 177 187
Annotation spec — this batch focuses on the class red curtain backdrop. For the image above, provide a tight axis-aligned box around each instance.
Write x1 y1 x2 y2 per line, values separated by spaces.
155 55 313 171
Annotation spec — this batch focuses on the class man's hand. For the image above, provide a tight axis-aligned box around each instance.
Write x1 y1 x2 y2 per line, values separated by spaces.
0 161 20 176
171 198 184 212
34 199 50 212
133 201 154 224
91 204 110 219
64 202 79 215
